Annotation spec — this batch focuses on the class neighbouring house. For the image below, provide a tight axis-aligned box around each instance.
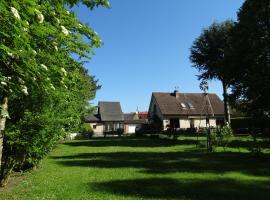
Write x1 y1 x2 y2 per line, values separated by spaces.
138 112 148 120
148 90 225 130
124 112 148 134
85 101 124 136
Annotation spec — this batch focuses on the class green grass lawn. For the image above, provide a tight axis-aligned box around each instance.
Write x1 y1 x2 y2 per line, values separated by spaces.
1 136 270 200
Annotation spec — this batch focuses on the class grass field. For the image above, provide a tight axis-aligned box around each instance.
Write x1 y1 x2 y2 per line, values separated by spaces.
1 136 270 200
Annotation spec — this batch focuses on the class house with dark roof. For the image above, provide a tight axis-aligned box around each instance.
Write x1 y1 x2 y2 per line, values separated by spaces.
148 90 225 130
85 101 124 136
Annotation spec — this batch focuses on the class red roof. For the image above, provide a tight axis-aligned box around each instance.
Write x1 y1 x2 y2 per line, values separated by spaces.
138 112 148 119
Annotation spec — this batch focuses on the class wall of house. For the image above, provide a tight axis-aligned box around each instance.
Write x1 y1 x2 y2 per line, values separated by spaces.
194 119 206 128
162 119 169 129
90 123 104 136
161 117 218 129
124 124 143 134
209 119 216 127
180 119 190 129
193 118 217 128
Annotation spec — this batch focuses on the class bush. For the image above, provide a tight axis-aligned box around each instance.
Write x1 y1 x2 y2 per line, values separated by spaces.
79 123 93 139
231 118 270 134
217 126 233 150
135 124 157 136
206 126 233 152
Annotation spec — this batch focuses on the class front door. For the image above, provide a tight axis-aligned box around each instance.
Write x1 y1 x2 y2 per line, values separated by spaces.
170 118 180 129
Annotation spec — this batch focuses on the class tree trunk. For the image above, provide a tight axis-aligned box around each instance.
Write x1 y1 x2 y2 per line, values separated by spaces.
222 82 231 125
0 156 15 187
0 96 8 170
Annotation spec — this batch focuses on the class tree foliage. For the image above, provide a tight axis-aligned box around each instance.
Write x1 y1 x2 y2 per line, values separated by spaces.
0 0 108 186
228 0 270 119
190 21 234 124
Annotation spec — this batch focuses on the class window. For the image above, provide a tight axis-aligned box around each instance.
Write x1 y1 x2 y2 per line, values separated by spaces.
93 125 97 129
187 102 195 109
181 102 187 109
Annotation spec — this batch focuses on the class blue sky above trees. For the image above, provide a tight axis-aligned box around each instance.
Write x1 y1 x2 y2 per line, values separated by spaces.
74 0 244 112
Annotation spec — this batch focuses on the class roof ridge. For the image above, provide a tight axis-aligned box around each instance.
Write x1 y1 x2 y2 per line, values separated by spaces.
153 92 217 95
99 101 120 103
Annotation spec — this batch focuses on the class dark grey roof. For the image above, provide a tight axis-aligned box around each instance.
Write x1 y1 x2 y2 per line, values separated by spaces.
85 114 100 122
152 92 224 116
99 101 124 121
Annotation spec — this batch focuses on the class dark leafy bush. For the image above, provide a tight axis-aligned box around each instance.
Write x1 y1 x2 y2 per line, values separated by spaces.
135 124 157 136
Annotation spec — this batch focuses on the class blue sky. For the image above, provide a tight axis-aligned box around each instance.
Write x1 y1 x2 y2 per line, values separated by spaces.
75 0 244 112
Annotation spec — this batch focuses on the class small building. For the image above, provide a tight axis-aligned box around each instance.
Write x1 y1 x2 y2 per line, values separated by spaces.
148 90 225 130
85 101 124 136
124 112 148 134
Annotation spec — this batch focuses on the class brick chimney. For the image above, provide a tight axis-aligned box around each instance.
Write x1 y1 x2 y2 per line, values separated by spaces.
173 87 180 98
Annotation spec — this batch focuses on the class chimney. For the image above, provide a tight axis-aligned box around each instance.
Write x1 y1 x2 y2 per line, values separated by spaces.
173 87 180 98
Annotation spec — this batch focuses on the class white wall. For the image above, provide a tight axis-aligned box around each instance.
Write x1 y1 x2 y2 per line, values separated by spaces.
90 123 104 135
126 125 136 134
193 118 217 128
180 119 190 129
194 119 206 128
163 119 170 130
209 119 216 127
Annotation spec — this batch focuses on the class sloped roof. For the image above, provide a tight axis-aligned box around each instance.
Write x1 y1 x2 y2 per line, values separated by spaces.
85 114 100 122
152 92 224 116
99 101 124 121
138 112 148 119
124 113 139 120
124 113 147 124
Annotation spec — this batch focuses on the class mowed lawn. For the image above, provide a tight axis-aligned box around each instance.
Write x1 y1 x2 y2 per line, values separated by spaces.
1 136 270 200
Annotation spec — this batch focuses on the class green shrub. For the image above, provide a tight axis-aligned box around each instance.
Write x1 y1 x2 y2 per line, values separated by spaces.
206 126 233 152
79 123 93 139
217 126 234 150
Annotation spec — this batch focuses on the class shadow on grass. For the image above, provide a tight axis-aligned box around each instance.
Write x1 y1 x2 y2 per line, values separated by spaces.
53 150 270 177
228 139 269 149
90 177 270 200
56 138 270 199
63 137 197 148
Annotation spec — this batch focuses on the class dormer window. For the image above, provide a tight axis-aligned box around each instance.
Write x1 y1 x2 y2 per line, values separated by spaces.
187 102 195 109
180 102 194 109
181 102 187 109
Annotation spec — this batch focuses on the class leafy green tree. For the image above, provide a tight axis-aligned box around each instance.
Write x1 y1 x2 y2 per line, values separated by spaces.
0 0 109 186
228 0 270 120
190 21 234 125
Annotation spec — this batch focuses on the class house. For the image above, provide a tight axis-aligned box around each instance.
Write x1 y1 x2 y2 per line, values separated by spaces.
148 90 225 130
124 112 148 134
85 101 124 136
138 112 148 120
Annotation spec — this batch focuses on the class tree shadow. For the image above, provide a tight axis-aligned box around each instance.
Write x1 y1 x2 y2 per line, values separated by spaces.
63 137 197 148
228 139 269 149
53 150 270 177
90 177 270 200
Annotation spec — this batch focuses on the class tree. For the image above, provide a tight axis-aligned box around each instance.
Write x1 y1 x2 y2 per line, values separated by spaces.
0 0 109 186
190 21 234 125
227 0 270 120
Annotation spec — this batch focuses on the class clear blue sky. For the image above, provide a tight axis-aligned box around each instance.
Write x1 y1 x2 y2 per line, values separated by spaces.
74 0 244 112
